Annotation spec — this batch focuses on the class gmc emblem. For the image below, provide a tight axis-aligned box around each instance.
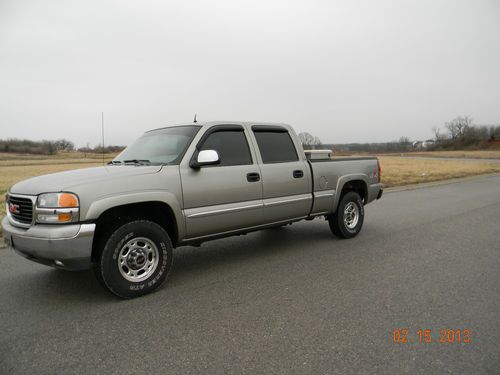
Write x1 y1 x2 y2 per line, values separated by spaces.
8 202 20 214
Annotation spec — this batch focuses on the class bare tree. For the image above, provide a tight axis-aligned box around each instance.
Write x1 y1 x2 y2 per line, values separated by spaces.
489 125 500 140
299 132 314 145
298 132 322 149
313 136 322 146
445 116 473 140
399 136 410 145
432 126 446 141
54 139 75 151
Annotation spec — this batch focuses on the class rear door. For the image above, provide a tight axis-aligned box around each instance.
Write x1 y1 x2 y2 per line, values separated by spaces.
180 125 263 238
249 125 312 223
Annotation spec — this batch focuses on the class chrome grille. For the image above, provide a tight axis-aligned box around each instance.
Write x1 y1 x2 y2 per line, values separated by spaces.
7 195 34 225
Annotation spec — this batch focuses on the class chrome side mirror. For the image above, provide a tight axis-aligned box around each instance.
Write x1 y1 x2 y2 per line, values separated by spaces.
190 149 220 169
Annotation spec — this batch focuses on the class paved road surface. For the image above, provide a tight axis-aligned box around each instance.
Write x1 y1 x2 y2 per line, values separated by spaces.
1 175 499 374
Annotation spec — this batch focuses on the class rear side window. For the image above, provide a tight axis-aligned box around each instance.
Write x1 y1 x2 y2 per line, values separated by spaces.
200 130 252 166
253 130 299 163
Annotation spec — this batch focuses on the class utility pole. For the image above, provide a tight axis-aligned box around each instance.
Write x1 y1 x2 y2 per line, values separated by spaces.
101 112 105 165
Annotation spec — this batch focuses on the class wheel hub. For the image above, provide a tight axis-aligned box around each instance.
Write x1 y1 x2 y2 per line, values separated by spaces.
343 202 359 229
118 237 160 282
127 249 147 270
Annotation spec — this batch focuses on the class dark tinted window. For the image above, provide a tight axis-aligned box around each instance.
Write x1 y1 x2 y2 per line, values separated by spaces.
200 130 252 166
253 131 299 163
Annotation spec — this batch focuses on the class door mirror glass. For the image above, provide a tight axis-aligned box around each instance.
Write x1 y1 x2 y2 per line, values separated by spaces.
191 149 220 168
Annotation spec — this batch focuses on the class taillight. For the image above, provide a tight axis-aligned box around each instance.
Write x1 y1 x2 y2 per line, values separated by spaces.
377 159 382 183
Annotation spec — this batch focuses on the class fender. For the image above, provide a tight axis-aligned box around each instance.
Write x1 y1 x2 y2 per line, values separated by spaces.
332 174 369 212
84 190 186 241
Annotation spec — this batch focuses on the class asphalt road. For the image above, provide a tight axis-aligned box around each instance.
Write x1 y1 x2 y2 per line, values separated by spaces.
1 175 499 374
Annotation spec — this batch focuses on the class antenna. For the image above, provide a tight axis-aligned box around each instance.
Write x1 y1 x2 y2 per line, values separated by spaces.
101 112 105 165
193 114 197 123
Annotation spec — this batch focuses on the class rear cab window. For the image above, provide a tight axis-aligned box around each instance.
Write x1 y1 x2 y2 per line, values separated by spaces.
252 126 299 164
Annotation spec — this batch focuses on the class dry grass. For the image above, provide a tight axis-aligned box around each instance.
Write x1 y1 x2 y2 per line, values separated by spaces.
384 150 500 159
379 156 500 188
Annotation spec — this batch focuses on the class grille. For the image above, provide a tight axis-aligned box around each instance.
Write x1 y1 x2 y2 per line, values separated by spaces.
8 196 33 225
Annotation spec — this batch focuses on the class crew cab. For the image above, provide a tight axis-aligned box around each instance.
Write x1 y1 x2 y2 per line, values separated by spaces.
3 121 382 298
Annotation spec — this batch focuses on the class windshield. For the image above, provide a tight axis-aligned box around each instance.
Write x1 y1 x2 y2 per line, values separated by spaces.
113 125 200 165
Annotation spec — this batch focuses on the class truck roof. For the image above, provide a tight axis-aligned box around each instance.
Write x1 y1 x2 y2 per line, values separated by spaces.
146 121 292 133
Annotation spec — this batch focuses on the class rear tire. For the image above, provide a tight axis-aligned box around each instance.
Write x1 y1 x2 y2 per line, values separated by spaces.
93 220 173 298
329 191 364 239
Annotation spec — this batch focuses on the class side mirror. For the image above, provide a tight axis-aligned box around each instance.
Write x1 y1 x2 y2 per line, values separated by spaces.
190 149 220 169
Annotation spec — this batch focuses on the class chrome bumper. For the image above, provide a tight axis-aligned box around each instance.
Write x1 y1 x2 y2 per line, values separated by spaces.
2 217 95 270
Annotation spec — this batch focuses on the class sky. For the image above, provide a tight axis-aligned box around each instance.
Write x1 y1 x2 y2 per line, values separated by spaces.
0 0 499 147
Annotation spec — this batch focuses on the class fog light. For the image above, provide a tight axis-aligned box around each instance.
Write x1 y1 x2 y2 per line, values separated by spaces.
37 214 61 223
37 212 73 223
54 260 64 267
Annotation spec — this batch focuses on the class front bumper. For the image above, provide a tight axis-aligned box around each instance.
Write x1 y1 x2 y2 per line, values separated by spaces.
2 217 95 270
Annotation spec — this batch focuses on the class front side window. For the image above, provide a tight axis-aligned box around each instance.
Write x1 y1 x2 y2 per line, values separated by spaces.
200 130 252 166
253 130 299 163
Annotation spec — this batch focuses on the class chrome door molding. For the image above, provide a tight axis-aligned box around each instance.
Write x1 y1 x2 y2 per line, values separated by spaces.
263 194 311 208
186 202 263 219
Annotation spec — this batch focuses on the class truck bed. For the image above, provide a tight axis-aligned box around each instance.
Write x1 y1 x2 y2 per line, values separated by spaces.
307 155 380 215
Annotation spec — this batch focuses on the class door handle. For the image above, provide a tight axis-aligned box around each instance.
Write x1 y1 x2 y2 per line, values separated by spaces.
293 170 304 178
247 172 260 182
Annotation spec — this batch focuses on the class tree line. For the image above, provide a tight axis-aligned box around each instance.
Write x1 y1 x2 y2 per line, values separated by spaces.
431 116 500 149
2 116 498 156
0 138 124 155
299 116 500 153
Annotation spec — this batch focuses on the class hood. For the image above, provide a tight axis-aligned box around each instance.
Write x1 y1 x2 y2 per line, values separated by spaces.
10 165 163 195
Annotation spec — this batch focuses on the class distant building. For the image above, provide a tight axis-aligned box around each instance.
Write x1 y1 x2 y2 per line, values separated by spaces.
412 140 435 149
422 139 435 148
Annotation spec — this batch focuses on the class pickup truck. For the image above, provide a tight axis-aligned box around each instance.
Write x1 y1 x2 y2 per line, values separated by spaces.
3 121 382 298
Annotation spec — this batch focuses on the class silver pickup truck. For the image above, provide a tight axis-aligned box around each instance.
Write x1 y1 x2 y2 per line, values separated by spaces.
3 121 382 298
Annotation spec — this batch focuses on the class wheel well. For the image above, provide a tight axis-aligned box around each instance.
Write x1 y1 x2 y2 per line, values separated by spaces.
340 180 367 203
91 201 178 261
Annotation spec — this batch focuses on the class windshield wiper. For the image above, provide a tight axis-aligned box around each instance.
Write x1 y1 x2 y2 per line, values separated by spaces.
123 159 151 165
107 160 123 165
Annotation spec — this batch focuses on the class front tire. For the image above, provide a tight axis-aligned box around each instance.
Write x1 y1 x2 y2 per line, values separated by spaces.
93 220 173 298
328 191 364 239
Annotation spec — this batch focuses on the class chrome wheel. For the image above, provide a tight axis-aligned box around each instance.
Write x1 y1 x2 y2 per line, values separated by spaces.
117 237 159 282
343 202 359 229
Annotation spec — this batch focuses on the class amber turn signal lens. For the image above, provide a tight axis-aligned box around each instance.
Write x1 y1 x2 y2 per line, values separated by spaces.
59 193 78 207
58 213 73 222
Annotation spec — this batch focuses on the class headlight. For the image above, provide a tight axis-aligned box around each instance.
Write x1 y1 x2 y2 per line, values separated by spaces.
37 193 79 208
36 192 80 224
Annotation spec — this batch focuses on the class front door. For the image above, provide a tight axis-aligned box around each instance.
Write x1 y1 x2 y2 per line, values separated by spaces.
180 125 263 238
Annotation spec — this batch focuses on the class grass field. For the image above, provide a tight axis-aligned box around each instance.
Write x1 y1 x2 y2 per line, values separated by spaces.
378 156 500 187
1 152 500 238
383 150 500 159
